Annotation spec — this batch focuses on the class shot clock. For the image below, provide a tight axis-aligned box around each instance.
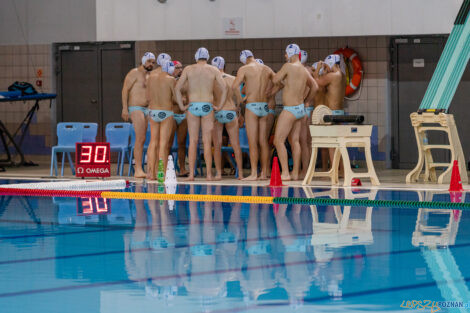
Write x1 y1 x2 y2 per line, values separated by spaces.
75 142 111 178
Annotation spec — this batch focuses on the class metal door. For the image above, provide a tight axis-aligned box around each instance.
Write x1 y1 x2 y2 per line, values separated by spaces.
59 46 100 125
56 42 135 141
391 37 447 169
101 46 135 127
391 36 470 169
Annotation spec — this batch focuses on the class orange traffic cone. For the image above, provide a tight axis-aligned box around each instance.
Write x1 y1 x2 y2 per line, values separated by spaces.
449 160 463 192
269 157 283 187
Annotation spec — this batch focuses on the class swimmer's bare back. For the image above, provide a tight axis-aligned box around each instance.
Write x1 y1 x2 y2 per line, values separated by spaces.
214 74 237 111
274 62 317 107
178 63 225 109
147 71 175 111
234 63 274 103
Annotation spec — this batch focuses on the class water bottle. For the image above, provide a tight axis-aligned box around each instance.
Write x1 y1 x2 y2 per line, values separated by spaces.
157 159 165 183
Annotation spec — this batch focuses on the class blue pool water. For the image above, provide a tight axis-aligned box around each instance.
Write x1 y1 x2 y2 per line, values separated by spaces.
1 181 469 313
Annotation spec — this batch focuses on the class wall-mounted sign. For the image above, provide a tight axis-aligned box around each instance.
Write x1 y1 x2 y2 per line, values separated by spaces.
413 59 425 68
223 17 243 36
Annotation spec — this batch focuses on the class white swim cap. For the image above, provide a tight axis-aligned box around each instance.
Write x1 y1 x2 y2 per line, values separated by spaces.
324 54 341 69
240 50 254 64
157 53 171 66
211 56 225 70
162 60 175 75
195 47 209 61
255 58 264 64
286 44 301 59
142 52 156 65
301 50 308 64
312 62 318 70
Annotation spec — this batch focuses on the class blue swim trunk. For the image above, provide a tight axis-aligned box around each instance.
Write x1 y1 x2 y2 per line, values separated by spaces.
215 110 236 124
149 110 174 122
174 113 186 125
283 103 305 119
188 102 213 117
268 109 276 115
305 106 314 117
128 106 149 116
246 102 269 117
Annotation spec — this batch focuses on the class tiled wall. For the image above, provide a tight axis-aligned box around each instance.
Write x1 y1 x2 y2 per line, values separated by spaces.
136 35 390 163
0 37 390 164
0 44 54 158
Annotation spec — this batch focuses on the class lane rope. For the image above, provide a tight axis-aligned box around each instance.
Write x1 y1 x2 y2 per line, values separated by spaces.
0 188 467 209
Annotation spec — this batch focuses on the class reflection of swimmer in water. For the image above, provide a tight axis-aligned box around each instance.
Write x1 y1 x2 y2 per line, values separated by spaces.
213 185 244 284
184 185 226 298
274 188 312 300
240 186 277 302
147 184 178 289
124 184 151 283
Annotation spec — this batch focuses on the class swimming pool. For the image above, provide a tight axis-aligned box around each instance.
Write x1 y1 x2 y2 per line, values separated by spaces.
0 182 469 313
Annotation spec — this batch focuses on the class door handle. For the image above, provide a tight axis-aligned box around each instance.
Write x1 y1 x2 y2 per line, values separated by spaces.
91 99 97 104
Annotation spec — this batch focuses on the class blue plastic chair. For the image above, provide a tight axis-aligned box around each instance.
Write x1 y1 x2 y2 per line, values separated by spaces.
81 123 98 142
222 127 249 178
128 124 151 176
170 135 180 173
50 123 83 176
106 123 132 176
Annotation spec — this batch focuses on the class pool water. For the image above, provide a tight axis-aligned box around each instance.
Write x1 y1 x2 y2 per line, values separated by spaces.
0 182 469 313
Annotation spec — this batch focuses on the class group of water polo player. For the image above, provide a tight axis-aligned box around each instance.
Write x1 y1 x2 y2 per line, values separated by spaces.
121 44 346 181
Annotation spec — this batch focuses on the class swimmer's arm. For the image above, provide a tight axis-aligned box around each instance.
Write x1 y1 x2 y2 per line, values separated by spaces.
306 74 319 102
232 68 245 106
121 72 137 121
170 77 177 104
175 69 189 111
214 70 227 111
270 65 287 96
315 72 332 88
272 64 287 85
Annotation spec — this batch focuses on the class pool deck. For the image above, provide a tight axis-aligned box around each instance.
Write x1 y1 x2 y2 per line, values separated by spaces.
0 162 467 192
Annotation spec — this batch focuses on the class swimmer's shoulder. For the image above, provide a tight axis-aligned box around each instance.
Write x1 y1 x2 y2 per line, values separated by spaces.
127 68 139 77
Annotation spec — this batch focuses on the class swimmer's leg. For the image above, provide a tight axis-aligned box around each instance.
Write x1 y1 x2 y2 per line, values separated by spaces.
131 110 148 178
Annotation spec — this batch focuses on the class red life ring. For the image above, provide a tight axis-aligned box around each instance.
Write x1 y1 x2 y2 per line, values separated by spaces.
334 48 363 96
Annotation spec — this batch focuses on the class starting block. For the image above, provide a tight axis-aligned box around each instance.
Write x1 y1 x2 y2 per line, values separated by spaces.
302 125 380 187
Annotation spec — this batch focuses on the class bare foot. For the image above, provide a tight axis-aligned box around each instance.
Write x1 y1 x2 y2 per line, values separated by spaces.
237 175 244 180
135 170 147 179
146 173 156 181
242 174 258 181
291 172 299 181
206 176 215 181
214 175 222 181
185 176 195 181
258 173 268 180
281 173 291 181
